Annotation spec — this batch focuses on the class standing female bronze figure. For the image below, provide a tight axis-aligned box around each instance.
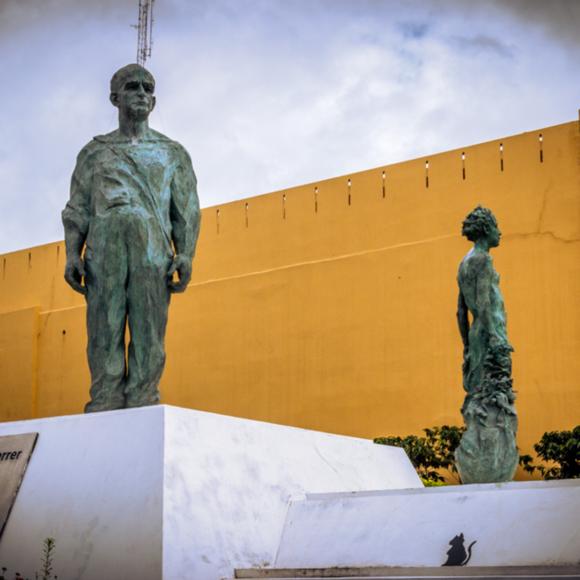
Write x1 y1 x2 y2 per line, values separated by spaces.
455 206 518 483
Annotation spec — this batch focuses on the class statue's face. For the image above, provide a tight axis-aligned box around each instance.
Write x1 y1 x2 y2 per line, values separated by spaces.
488 222 501 248
111 71 155 120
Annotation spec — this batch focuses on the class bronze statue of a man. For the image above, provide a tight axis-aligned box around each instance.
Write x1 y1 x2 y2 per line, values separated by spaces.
455 206 518 483
62 64 201 412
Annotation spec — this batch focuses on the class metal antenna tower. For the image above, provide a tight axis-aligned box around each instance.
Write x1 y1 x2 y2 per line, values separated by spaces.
136 0 155 66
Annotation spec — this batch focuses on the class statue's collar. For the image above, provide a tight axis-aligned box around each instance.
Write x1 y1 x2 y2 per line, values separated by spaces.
93 129 171 144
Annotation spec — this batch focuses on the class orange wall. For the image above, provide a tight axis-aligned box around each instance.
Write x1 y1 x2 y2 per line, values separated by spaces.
1 120 578 471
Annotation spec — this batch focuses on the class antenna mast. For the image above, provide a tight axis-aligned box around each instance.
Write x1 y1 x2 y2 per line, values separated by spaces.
136 0 155 66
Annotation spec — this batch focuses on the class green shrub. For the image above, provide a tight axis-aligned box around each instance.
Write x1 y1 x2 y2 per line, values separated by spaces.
374 425 465 483
521 426 580 480
376 424 580 484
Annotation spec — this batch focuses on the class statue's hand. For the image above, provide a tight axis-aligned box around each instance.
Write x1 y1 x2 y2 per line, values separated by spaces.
64 256 87 295
168 254 192 293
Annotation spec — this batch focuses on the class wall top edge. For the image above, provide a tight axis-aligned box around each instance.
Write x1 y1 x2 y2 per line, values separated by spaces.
1 118 576 259
209 119 578 211
203 121 580 211
0 239 63 259
303 478 580 501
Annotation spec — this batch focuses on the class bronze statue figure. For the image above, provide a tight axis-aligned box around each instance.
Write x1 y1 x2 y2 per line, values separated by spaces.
62 64 201 412
455 206 518 483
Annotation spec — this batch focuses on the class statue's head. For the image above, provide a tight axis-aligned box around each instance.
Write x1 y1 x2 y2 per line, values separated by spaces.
110 63 156 120
462 205 501 247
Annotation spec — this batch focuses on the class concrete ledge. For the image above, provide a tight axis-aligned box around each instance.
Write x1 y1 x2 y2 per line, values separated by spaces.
274 481 580 568
234 565 580 578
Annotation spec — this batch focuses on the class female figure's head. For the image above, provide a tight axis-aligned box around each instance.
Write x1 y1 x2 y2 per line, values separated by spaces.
462 205 501 248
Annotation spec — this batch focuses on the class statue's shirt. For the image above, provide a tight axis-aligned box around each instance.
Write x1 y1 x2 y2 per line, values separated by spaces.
62 129 199 259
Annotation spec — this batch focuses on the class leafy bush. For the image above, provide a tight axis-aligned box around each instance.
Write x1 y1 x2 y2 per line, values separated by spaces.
376 424 580 484
374 425 465 483
520 426 580 480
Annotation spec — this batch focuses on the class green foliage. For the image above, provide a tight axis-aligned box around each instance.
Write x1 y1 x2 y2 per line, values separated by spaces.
520 426 580 480
40 537 56 580
374 425 465 483
1 537 58 580
518 453 536 473
375 424 580 484
421 478 447 487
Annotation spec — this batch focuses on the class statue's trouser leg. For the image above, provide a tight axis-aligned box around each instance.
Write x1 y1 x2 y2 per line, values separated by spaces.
124 240 172 408
84 229 129 413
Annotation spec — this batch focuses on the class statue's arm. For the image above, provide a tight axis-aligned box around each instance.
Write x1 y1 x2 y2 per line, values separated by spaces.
168 145 201 293
61 150 91 295
473 254 498 341
457 290 469 349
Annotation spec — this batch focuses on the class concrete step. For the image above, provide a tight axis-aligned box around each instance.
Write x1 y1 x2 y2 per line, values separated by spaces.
273 483 580 570
233 566 580 579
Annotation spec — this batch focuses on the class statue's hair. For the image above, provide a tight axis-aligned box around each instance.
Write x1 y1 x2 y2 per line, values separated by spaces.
462 205 498 242
110 64 155 94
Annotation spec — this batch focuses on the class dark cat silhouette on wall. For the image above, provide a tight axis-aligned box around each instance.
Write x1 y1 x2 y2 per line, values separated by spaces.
442 533 477 566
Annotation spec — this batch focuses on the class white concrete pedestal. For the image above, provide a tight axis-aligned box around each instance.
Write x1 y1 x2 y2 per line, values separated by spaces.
274 480 580 569
0 405 421 579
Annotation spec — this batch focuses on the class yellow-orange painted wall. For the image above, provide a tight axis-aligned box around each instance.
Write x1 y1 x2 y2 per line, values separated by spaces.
1 120 579 471
0 307 39 421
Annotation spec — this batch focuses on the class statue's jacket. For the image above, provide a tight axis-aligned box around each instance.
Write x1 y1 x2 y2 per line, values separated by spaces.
62 129 200 266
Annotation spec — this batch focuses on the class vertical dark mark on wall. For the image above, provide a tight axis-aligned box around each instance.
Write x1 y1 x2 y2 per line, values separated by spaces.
347 178 352 206
28 252 32 269
282 194 286 220
461 152 466 180
216 208 220 234
499 143 504 172
539 134 544 163
244 202 249 228
425 160 430 188
314 186 319 214
382 170 386 198
2 258 6 280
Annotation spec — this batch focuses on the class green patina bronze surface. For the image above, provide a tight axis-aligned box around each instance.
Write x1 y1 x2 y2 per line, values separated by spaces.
455 206 518 483
62 64 201 412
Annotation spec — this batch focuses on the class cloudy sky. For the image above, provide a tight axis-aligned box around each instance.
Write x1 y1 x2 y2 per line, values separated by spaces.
0 0 578 254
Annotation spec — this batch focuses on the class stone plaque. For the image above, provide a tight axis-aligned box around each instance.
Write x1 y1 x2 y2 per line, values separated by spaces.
0 433 38 539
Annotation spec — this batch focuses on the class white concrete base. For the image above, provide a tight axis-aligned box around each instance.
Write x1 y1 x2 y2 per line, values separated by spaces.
0 405 421 580
274 480 580 568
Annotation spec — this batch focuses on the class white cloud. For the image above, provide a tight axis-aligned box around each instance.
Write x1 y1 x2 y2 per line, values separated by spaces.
0 0 578 253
